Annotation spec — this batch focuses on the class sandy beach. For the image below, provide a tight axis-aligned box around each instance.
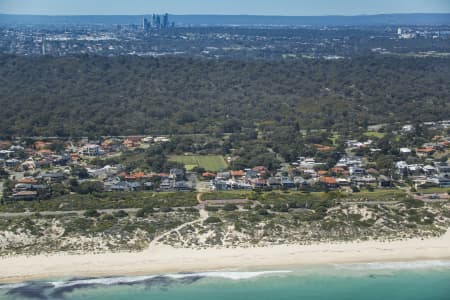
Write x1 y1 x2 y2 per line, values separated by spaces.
1 230 450 284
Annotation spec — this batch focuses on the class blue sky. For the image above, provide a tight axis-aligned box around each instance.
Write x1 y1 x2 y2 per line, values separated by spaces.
0 0 449 15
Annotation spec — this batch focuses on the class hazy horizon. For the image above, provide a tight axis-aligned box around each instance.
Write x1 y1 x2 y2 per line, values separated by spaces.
1 12 450 17
0 0 449 16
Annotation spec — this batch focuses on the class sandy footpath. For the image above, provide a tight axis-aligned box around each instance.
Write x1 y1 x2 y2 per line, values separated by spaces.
1 231 450 283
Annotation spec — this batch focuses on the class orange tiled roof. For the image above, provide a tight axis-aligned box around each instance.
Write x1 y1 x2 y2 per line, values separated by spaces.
367 168 379 174
231 170 245 177
34 141 50 150
331 167 346 174
320 176 337 185
416 148 434 153
18 177 38 184
252 166 267 172
202 172 216 178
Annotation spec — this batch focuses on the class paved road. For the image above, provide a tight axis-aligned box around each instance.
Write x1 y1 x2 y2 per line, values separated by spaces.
1 194 447 218
339 200 400 206
0 205 208 218
0 208 141 218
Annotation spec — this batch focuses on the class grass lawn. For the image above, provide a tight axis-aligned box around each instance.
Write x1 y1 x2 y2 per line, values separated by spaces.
202 191 251 200
418 187 450 194
364 131 386 138
346 189 406 200
330 133 340 146
169 155 228 172
433 149 450 161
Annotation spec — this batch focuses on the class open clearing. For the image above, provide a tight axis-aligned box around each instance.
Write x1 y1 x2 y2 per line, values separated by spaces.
169 155 228 172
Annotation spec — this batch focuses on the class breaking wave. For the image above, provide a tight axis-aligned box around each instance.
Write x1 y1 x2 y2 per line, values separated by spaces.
0 270 291 299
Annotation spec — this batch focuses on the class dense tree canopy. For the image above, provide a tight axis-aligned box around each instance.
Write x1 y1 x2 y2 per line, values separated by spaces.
0 55 449 137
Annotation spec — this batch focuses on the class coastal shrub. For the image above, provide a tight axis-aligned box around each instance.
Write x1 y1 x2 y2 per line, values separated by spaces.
204 216 222 224
64 217 94 234
223 204 238 211
74 181 104 195
160 207 173 213
84 209 100 218
136 209 145 218
101 213 115 221
247 192 258 200
93 219 115 233
205 206 219 212
113 210 129 218
402 198 424 208
258 209 269 216
354 219 375 228
348 213 363 222
273 203 289 212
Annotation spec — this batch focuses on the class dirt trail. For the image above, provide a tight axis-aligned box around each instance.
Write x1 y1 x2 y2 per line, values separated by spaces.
149 208 209 247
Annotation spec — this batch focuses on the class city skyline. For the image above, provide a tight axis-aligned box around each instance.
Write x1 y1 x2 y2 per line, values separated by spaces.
0 0 449 16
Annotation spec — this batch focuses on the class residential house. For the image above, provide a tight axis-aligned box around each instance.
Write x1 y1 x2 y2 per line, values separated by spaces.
400 148 412 155
281 177 296 189
438 175 450 188
80 144 102 156
159 178 173 191
230 170 245 179
378 175 394 188
351 175 377 186
5 159 20 168
320 176 338 189
12 191 38 200
216 171 231 180
202 172 216 179
251 178 267 189
170 168 184 180
41 172 65 183
349 167 367 177
416 148 435 157
267 177 282 189
174 181 192 192
0 150 13 159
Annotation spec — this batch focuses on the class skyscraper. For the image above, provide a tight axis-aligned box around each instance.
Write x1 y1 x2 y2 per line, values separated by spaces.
41 35 46 55
163 13 169 28
143 18 149 31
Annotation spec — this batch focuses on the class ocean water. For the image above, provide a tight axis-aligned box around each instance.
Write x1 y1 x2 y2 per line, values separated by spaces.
1 261 450 300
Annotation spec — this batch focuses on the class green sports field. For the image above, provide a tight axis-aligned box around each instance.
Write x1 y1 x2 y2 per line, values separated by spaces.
364 131 386 138
169 155 228 172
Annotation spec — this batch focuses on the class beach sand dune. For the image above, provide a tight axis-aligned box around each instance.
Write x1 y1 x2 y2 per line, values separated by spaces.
1 230 450 283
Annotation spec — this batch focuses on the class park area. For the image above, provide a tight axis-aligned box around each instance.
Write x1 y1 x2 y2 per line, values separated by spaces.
169 155 228 172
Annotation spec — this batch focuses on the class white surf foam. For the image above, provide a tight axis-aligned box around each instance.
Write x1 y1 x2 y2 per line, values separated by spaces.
47 270 292 289
334 260 450 271
50 275 159 289
0 283 28 290
168 270 292 280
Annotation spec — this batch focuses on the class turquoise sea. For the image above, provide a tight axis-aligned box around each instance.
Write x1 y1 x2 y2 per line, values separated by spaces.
1 261 450 300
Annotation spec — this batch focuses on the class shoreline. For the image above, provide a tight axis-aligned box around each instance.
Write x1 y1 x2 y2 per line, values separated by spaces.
1 230 450 284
